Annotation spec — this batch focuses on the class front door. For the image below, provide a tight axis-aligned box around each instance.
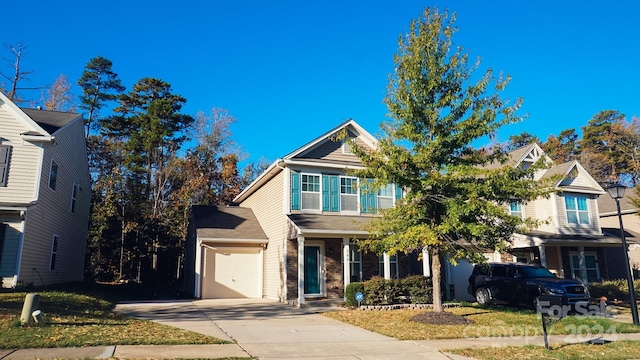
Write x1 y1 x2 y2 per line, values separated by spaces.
304 245 323 296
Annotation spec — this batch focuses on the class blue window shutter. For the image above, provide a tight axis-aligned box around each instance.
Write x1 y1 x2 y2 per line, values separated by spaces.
291 172 300 210
0 145 10 187
330 176 339 212
395 184 402 202
322 175 330 211
360 178 375 213
360 179 368 213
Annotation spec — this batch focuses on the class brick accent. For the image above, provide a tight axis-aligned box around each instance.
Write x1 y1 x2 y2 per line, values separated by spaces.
286 239 298 301
324 239 343 299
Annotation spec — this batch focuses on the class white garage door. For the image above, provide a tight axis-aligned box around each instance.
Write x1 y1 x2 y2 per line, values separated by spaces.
203 248 261 298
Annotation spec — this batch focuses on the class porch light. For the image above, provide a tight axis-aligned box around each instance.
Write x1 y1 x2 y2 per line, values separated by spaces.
606 183 639 325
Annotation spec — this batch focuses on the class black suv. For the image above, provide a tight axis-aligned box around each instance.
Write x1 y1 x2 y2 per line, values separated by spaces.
468 263 590 308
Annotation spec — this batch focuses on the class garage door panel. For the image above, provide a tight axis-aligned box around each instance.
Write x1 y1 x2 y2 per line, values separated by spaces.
204 248 260 299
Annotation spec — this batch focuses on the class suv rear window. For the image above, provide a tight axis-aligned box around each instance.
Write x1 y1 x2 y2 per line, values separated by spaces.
491 266 508 277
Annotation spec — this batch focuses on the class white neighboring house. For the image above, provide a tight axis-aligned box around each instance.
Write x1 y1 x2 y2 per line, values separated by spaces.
0 92 91 288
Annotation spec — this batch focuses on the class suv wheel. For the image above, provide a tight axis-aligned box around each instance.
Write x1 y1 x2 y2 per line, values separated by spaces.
475 288 491 306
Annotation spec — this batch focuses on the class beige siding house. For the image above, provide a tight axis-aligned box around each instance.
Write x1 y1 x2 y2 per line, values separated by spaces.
0 93 91 288
185 120 429 304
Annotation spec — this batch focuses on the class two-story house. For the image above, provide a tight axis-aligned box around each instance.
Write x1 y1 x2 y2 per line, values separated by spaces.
447 144 635 301
0 92 91 288
185 120 430 304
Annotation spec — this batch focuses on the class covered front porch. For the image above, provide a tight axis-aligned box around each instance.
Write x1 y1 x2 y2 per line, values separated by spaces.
511 231 640 283
286 214 429 306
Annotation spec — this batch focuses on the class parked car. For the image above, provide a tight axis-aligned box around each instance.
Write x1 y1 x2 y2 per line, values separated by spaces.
467 262 590 309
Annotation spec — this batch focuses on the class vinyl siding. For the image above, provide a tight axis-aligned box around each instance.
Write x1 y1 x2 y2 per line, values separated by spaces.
0 107 41 203
533 196 558 233
17 118 90 286
296 136 368 164
239 170 288 301
560 172 592 187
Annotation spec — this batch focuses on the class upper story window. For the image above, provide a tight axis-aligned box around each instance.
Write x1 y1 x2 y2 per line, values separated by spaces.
378 184 394 209
565 195 590 225
340 177 358 211
49 160 59 190
509 201 523 218
70 184 79 213
0 145 11 187
301 174 321 210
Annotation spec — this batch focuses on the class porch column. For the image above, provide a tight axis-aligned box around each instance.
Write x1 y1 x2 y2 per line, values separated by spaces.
342 238 350 293
383 253 391 280
422 248 431 277
579 246 588 283
297 236 305 306
538 245 547 268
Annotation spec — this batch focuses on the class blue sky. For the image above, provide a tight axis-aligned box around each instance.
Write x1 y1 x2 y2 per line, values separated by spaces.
4 1 639 166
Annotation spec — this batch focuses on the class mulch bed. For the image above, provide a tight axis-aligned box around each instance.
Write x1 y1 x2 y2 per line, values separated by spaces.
410 311 476 325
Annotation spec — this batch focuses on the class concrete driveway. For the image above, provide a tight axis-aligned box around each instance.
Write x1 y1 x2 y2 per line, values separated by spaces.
115 298 460 359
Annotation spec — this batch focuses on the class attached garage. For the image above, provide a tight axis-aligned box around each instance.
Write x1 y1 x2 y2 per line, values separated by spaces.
185 206 268 299
203 247 263 298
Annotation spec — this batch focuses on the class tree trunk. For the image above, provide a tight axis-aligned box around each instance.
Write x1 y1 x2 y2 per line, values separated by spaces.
431 247 443 312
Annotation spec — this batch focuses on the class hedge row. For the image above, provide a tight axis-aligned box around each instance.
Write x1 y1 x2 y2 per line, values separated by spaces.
588 279 640 301
345 275 432 306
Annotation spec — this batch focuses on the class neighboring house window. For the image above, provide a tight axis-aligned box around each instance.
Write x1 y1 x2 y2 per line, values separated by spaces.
0 145 11 187
348 244 362 282
50 235 59 271
509 201 523 218
379 254 399 279
70 184 79 213
49 160 59 190
570 252 600 283
342 137 354 154
340 177 358 211
378 184 394 209
565 196 590 224
301 174 321 210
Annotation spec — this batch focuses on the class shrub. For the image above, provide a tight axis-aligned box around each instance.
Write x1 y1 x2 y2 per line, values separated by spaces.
363 277 388 305
401 275 433 304
589 279 640 301
345 282 364 306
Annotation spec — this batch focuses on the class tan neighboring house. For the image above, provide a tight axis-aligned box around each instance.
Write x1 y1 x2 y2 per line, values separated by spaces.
0 92 91 288
185 120 429 304
451 144 636 301
597 189 640 278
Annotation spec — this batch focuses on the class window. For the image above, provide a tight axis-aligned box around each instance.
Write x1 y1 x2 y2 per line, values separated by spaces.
348 244 362 282
379 254 399 279
509 201 523 218
565 196 590 224
70 184 79 213
342 137 354 154
49 160 58 190
301 174 320 210
50 235 58 270
340 177 358 211
0 145 11 187
378 184 394 209
570 252 600 283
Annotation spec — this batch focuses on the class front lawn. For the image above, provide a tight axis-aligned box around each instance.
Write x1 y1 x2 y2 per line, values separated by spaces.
323 305 640 340
0 283 229 349
448 341 640 360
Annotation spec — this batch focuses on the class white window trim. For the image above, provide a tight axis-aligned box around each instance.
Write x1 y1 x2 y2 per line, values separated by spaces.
569 251 600 282
300 173 322 212
48 159 58 190
339 176 359 214
50 234 59 271
564 195 591 225
70 183 79 213
379 253 399 280
348 244 363 282
377 184 394 209
509 200 524 219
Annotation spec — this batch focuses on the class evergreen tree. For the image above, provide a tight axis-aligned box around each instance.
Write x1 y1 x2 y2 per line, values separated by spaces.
78 56 125 136
542 128 579 164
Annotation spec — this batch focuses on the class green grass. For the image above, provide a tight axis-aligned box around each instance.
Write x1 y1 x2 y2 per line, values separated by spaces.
447 341 640 360
0 282 230 349
323 305 640 340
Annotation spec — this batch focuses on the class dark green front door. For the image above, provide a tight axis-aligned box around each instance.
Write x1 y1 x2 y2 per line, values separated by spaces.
304 245 321 295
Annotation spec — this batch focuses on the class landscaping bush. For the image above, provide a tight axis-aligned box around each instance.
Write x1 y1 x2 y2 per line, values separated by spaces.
345 282 364 306
401 275 433 304
363 277 389 305
589 279 640 301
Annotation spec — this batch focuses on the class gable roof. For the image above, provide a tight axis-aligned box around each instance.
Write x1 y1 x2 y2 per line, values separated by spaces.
597 186 637 216
21 108 80 134
542 160 605 194
191 205 267 244
234 119 377 204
